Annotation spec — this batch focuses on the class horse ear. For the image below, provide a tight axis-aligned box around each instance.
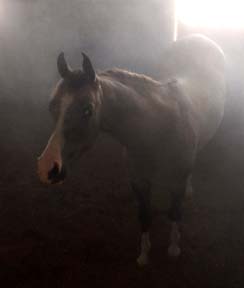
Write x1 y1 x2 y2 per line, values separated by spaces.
82 52 96 82
57 52 72 78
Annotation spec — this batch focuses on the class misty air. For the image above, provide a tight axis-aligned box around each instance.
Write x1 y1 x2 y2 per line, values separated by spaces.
0 0 244 287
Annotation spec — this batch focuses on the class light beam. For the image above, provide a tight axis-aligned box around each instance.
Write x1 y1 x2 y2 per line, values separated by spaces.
177 0 244 29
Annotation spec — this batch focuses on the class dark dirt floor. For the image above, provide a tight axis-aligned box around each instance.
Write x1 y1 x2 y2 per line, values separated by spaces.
1 99 244 288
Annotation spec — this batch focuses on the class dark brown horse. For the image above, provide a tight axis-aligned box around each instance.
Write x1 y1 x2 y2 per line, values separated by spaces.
38 35 226 266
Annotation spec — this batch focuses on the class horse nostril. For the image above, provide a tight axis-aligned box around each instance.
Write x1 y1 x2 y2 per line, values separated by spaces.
48 163 66 183
48 163 60 180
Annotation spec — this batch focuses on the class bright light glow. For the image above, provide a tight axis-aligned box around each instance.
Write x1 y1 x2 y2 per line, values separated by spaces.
0 1 4 22
177 0 244 28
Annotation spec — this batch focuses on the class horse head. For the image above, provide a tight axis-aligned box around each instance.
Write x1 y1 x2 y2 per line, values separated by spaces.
37 52 102 184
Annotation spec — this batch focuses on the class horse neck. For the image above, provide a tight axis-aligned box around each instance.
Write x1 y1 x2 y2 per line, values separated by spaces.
98 75 138 138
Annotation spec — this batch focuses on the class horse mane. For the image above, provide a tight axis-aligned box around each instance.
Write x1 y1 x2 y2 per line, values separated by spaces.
99 68 162 90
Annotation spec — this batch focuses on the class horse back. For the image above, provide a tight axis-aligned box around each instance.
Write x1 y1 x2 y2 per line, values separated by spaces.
160 34 226 150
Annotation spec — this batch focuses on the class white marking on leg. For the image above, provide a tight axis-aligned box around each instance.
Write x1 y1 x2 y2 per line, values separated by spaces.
137 232 151 266
168 222 181 257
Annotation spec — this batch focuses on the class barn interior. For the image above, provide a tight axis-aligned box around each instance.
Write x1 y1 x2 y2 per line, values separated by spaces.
0 0 244 287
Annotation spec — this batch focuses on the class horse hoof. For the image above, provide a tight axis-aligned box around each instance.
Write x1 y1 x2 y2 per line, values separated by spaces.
168 245 181 258
137 254 148 267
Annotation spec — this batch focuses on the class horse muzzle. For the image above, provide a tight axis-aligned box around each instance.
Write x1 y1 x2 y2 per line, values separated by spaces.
37 157 67 185
37 131 67 185
47 163 67 184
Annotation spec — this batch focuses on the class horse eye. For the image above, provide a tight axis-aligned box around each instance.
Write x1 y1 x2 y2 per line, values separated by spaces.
82 104 93 117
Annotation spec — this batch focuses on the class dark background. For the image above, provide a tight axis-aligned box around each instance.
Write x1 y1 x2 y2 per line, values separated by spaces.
0 0 244 287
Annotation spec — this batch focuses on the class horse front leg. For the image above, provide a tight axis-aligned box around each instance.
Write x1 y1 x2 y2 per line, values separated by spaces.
168 180 186 257
185 173 194 199
131 180 152 266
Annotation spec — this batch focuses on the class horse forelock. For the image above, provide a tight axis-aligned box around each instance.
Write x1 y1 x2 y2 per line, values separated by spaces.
66 70 91 89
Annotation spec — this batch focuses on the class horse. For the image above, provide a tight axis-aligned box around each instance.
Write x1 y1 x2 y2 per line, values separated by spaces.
37 34 226 266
